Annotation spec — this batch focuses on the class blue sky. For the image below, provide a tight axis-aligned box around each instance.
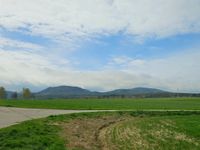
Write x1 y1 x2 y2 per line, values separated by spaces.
0 0 200 92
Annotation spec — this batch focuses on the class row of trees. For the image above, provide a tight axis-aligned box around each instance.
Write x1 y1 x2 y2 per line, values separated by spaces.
0 87 32 99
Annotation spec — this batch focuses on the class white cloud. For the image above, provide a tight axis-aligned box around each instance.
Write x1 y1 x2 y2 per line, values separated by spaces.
107 49 200 92
0 50 56 85
0 37 44 51
0 0 200 43
107 56 145 68
0 0 200 92
0 47 200 92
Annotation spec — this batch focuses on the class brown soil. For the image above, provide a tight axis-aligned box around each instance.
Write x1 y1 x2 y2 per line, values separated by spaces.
59 115 199 150
60 115 126 150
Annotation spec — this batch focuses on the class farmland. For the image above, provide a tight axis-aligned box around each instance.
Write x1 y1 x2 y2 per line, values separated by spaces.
0 111 200 150
1 97 200 149
1 97 200 110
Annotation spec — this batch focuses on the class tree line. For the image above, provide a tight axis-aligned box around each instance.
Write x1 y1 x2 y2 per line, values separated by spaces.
0 86 32 99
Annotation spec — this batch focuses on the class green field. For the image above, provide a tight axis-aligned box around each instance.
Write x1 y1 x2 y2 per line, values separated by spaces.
0 111 200 150
0 97 200 110
1 98 200 149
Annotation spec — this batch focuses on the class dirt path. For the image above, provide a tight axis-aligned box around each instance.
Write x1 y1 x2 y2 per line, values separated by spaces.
0 107 105 129
1 107 199 129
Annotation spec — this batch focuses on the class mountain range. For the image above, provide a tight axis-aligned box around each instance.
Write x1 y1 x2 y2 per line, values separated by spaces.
34 86 167 98
34 86 171 98
6 86 200 99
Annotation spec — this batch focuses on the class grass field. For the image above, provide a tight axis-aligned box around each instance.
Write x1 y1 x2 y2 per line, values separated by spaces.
0 111 200 150
1 98 200 149
1 97 200 110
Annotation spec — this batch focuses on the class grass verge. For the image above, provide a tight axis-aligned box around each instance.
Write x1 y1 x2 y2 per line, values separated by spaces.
1 97 200 110
0 111 200 150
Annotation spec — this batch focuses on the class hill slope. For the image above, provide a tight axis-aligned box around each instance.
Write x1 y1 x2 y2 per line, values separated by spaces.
4 86 200 99
105 87 165 96
36 86 96 98
35 86 168 98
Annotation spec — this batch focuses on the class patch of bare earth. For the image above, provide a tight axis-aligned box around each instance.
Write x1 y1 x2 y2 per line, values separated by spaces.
60 115 127 150
98 118 150 150
99 119 200 149
59 116 200 150
99 117 155 150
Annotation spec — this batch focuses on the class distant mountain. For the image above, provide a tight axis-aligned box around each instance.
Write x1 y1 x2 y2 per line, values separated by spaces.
104 87 166 96
4 86 200 99
35 86 169 98
35 86 99 98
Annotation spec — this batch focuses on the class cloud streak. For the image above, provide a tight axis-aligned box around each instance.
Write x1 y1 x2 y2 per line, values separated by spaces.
0 0 200 92
1 0 200 43
0 47 200 92
0 37 44 51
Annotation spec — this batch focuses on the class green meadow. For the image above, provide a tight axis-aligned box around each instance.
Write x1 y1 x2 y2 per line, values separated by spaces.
0 97 200 110
1 97 200 149
0 111 200 150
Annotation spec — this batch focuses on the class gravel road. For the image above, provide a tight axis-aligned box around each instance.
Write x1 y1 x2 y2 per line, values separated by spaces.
1 107 198 129
0 107 102 129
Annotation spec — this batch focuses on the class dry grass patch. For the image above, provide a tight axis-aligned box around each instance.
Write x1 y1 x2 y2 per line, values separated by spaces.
60 115 126 150
99 118 150 150
56 113 200 150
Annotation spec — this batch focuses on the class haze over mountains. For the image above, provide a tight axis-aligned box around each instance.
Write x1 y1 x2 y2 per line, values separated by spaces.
5 85 200 99
36 86 94 98
34 86 199 98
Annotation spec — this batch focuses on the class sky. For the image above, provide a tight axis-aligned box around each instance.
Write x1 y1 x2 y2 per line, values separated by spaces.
0 0 200 92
